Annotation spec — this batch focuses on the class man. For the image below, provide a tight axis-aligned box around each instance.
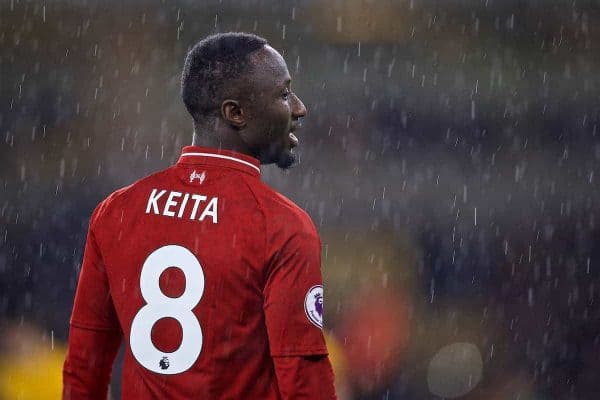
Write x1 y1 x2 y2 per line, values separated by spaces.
63 32 337 399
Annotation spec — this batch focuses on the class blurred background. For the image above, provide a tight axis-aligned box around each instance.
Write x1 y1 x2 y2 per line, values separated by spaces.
1 0 600 398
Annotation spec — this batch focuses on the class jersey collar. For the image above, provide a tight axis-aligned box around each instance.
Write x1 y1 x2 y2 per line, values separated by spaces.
177 146 261 177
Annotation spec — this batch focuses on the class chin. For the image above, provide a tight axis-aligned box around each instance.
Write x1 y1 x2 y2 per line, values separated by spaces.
275 150 297 170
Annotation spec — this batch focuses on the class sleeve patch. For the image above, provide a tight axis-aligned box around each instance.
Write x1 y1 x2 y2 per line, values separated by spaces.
304 285 324 329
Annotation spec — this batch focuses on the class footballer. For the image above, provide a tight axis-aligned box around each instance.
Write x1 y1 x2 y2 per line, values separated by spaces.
63 32 337 399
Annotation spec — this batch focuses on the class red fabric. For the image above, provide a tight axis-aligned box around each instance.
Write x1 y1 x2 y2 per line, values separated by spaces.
273 355 337 400
63 326 121 400
63 146 334 399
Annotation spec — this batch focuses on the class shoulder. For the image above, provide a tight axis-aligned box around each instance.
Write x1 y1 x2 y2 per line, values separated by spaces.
91 167 175 225
250 180 319 240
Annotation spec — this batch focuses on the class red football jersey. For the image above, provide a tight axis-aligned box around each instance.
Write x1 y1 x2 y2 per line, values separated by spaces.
64 146 333 399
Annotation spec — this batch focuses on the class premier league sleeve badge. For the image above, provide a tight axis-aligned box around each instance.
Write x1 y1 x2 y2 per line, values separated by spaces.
304 285 324 329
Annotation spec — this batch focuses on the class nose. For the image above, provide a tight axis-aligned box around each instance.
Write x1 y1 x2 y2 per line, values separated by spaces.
291 93 307 118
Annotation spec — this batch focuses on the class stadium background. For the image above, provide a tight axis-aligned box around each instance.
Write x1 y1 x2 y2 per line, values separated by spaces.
1 0 600 398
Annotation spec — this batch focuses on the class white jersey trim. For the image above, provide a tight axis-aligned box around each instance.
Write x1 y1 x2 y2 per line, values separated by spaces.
181 152 261 174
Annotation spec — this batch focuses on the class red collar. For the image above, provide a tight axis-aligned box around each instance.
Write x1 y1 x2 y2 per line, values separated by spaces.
177 146 261 177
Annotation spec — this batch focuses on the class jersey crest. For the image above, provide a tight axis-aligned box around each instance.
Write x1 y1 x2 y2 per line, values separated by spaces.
189 170 206 184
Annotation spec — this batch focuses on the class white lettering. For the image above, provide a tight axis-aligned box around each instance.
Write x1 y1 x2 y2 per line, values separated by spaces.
189 194 207 220
145 189 218 223
163 191 182 217
177 193 190 218
146 189 167 214
199 198 218 223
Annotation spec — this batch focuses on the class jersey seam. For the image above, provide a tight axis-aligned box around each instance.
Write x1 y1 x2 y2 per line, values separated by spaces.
70 320 121 332
270 347 329 357
237 175 269 285
90 206 117 302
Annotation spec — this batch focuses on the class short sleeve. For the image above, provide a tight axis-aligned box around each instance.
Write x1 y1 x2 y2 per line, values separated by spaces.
263 231 328 357
70 205 120 331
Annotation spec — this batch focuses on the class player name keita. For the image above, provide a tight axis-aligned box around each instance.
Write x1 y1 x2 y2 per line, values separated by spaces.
145 188 218 223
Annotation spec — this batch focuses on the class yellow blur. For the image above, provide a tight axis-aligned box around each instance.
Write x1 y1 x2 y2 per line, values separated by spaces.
0 323 64 400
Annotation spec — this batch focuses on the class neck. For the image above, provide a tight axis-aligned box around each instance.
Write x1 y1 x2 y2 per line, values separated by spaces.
191 122 253 158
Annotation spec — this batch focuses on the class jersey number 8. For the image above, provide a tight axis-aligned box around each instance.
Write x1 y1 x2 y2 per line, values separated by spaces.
130 245 204 374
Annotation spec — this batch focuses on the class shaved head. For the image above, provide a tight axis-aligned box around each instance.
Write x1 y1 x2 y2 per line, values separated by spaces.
181 32 267 123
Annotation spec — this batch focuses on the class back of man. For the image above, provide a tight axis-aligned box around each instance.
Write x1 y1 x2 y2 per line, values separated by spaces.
64 32 337 399
65 146 330 398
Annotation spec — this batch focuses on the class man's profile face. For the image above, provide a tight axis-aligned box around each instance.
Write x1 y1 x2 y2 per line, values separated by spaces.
240 45 307 169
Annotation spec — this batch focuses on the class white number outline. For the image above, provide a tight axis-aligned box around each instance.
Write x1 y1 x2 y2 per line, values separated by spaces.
130 244 204 374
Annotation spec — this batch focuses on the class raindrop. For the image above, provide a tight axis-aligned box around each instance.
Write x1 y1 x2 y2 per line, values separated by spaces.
587 257 591 274
528 287 534 306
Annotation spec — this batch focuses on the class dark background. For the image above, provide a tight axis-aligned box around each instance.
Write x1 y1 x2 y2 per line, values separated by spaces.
1 1 600 398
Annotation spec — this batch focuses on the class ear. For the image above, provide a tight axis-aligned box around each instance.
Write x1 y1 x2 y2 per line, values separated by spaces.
221 99 246 129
